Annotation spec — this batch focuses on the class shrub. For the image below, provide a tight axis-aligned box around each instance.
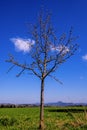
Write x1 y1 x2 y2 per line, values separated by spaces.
0 116 17 126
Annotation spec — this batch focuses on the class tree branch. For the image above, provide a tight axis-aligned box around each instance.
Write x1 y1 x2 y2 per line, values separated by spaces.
6 58 41 79
49 75 63 85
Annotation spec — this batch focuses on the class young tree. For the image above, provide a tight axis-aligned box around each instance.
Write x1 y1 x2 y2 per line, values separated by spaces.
6 13 78 129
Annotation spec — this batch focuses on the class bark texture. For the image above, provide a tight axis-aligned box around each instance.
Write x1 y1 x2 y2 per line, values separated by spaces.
39 79 44 129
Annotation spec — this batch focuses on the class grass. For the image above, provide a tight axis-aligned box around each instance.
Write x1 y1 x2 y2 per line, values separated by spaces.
0 106 87 129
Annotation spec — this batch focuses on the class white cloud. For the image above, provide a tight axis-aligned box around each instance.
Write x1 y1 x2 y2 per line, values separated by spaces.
10 38 35 53
51 45 69 54
82 54 87 61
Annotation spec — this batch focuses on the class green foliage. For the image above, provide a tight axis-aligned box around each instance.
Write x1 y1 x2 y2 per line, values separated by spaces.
0 107 87 130
0 116 17 126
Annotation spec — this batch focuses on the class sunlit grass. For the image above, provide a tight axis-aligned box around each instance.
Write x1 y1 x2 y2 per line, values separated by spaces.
0 106 87 129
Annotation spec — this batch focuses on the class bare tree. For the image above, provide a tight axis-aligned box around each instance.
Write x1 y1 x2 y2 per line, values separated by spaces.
6 13 78 129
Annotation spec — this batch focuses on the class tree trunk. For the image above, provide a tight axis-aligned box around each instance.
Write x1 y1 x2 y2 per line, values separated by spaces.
39 78 45 130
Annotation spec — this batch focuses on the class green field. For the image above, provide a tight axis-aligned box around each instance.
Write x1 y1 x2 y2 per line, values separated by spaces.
0 106 87 130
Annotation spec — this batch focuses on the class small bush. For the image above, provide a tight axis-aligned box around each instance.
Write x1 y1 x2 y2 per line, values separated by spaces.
0 116 17 126
10 117 18 126
0 116 10 126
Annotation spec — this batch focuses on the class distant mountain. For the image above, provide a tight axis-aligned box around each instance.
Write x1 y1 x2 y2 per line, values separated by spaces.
0 101 87 108
45 101 87 106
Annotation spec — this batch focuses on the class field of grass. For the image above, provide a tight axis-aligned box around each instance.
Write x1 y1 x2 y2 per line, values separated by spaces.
0 106 87 130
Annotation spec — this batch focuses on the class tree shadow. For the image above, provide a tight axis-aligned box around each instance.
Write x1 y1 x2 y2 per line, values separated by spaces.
46 108 86 113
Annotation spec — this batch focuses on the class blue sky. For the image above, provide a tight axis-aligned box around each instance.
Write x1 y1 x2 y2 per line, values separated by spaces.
0 0 87 104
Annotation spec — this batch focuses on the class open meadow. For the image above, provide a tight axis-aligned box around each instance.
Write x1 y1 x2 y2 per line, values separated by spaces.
0 106 87 130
